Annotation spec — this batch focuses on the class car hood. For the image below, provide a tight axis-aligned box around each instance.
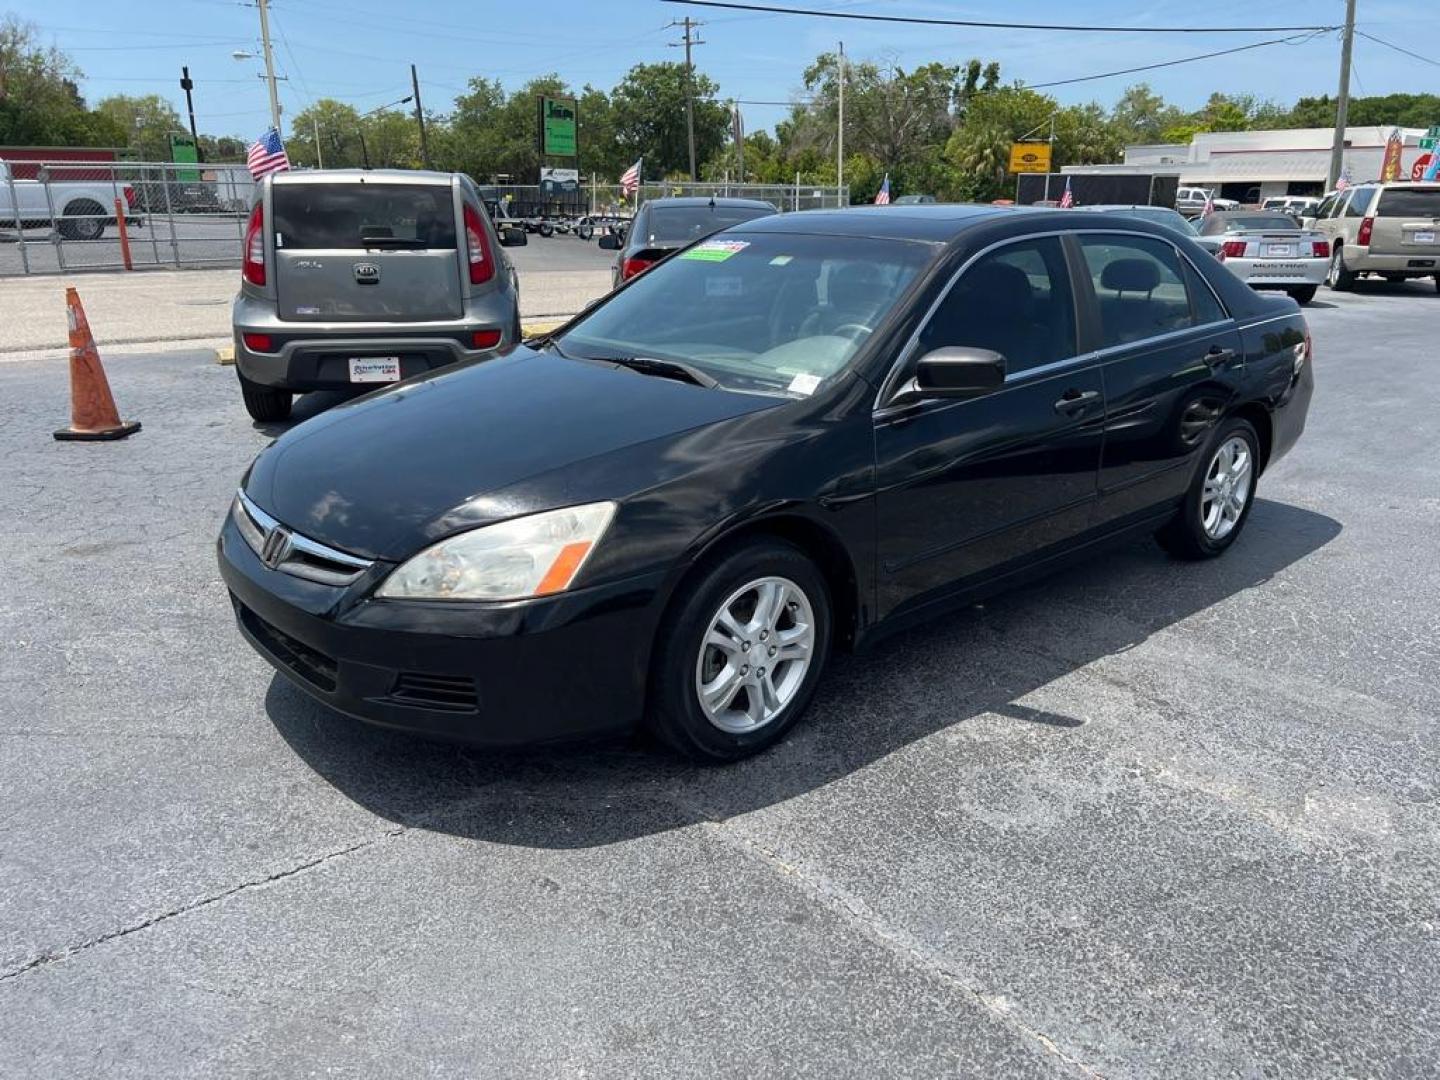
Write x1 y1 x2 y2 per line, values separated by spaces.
245 348 780 560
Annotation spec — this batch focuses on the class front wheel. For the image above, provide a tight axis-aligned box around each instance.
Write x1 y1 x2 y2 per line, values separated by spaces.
1326 247 1357 291
1287 285 1317 304
1156 418 1259 560
647 540 831 762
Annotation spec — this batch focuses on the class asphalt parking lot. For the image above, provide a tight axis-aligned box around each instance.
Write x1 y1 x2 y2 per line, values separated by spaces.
2 278 1438 1077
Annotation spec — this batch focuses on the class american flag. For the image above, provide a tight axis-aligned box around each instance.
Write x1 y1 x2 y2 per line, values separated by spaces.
1336 164 1351 191
247 127 290 181
1202 190 1215 217
874 173 890 205
620 158 642 198
1058 176 1074 208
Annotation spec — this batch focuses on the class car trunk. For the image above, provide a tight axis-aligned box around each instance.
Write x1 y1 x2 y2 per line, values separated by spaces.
271 181 464 322
1372 187 1440 255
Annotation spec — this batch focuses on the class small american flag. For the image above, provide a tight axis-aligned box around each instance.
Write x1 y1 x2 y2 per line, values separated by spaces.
874 173 890 205
620 158 642 198
1336 164 1351 191
1202 190 1215 217
1058 176 1074 208
247 127 290 181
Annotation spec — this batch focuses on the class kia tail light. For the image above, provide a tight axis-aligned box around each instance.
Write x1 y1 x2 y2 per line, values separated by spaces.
621 256 655 280
1356 216 1374 246
242 203 265 286
463 204 495 285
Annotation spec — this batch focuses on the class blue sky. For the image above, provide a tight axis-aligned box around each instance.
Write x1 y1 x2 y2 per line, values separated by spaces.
11 0 1439 142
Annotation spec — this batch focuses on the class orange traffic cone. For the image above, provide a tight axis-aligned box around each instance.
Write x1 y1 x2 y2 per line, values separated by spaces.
53 287 140 442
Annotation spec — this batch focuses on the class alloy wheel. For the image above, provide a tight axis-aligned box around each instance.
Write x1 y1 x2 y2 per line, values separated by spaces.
1201 435 1253 541
694 576 815 734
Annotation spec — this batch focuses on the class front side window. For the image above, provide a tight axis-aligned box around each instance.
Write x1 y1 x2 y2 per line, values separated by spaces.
1079 234 1199 347
917 237 1077 375
558 232 935 397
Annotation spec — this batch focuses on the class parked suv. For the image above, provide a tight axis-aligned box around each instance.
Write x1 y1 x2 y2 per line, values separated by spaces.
233 169 527 421
1175 187 1239 216
1314 182 1440 292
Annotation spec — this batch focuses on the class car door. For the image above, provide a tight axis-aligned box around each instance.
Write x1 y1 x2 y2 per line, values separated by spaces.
872 234 1105 621
1073 231 1245 526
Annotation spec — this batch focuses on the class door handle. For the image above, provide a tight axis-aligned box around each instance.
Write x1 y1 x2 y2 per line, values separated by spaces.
1204 346 1238 369
1053 388 1100 414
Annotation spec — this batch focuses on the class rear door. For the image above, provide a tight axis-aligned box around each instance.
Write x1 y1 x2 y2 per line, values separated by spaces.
1370 185 1440 260
1075 231 1245 526
271 179 464 322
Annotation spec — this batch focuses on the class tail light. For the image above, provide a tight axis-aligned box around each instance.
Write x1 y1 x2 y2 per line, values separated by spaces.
1219 240 1247 260
462 204 495 285
242 203 265 286
471 329 501 350
242 333 273 352
1356 216 1374 246
1311 239 1330 258
122 185 136 208
621 256 655 280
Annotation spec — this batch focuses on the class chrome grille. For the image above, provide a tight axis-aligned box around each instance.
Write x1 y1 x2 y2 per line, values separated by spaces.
233 490 373 586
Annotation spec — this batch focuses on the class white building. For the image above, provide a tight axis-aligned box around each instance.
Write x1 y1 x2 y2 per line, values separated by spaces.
1064 126 1432 202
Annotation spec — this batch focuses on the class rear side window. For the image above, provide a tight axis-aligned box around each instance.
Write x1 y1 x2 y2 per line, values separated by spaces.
1182 259 1227 325
918 237 1077 374
1376 188 1440 217
271 183 457 249
1079 234 1200 347
1342 188 1375 217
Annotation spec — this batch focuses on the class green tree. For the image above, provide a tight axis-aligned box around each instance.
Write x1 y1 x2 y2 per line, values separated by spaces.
0 16 124 147
288 99 365 168
611 62 730 179
944 85 1056 201
94 94 186 160
1109 84 1186 145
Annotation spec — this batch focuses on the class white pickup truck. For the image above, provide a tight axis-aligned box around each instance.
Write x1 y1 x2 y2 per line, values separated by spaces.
0 161 141 240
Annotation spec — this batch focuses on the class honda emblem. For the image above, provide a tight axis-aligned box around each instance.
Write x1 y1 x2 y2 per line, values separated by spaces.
260 526 292 569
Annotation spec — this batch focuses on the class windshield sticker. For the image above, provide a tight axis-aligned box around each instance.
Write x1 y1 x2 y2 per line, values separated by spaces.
768 255 793 266
704 275 743 297
680 239 750 262
787 372 822 396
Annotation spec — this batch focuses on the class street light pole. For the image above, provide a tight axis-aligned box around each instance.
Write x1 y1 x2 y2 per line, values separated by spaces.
1327 0 1357 191
256 0 283 134
837 41 845 201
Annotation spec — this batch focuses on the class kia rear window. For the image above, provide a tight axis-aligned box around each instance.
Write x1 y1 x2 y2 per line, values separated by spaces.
272 183 457 249
1376 188 1440 217
645 204 775 245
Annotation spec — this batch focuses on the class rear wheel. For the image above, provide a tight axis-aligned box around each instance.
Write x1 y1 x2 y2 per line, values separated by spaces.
1326 246 1357 291
1157 418 1259 560
647 540 831 762
58 200 106 241
238 371 293 422
538 222 554 238
1287 285 1317 304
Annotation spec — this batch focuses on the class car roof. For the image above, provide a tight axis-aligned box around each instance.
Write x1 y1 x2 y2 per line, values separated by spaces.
643 196 777 209
1076 204 1177 212
271 168 454 186
728 203 1033 242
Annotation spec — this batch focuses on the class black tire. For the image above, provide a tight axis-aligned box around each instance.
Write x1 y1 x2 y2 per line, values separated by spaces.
58 200 105 241
538 222 554 238
1287 285 1317 304
238 371 293 422
577 221 595 241
647 539 832 763
1157 417 1260 560
1326 246 1357 291
1433 274 1440 294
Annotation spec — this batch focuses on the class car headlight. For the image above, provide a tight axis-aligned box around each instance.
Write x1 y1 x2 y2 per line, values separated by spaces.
375 502 617 601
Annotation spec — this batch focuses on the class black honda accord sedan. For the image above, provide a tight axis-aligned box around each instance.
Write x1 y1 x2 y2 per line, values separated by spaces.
219 204 1312 761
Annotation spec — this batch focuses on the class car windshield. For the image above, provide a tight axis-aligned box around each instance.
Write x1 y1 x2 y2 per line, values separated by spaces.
556 232 935 397
1205 214 1299 234
1376 188 1440 217
643 204 775 245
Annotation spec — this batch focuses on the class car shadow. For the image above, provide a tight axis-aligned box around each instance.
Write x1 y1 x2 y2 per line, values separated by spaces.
265 498 1342 849
250 388 366 437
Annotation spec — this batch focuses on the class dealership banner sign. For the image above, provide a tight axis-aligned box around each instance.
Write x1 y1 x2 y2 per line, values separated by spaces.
540 96 578 158
1009 143 1052 174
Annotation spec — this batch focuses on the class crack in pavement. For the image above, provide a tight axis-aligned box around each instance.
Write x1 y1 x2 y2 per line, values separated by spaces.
0 827 405 985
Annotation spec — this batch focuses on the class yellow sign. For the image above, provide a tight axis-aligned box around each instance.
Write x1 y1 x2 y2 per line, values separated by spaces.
1009 143 1052 174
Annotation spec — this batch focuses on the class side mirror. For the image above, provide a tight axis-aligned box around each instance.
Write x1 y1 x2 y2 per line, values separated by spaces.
597 232 622 250
498 227 527 247
897 347 1006 404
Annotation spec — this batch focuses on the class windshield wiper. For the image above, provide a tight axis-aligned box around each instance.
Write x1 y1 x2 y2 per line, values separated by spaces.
600 355 719 389
360 236 427 249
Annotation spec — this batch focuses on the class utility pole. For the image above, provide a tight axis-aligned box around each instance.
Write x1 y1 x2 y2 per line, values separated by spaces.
256 0 283 134
1327 0 1357 191
668 17 705 180
411 64 432 169
1043 113 1056 204
837 41 844 201
179 66 201 161
312 116 324 169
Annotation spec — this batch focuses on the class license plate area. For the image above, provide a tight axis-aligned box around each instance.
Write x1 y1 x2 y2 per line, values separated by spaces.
1411 230 1435 244
1265 243 1295 257
348 356 402 383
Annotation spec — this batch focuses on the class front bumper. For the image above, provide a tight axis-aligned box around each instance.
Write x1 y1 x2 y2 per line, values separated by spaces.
1225 256 1327 288
217 513 668 746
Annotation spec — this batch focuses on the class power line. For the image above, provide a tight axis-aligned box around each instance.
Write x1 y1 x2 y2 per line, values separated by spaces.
1356 30 1440 69
1030 29 1334 89
659 0 1332 34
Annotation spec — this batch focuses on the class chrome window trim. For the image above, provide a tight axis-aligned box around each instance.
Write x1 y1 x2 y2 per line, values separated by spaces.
236 489 373 571
873 226 1235 414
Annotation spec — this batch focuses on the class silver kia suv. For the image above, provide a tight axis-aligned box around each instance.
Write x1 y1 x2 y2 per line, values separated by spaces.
233 169 527 421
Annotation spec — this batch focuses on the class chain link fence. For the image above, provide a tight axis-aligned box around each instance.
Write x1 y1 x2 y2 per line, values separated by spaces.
1 160 254 276
481 181 850 221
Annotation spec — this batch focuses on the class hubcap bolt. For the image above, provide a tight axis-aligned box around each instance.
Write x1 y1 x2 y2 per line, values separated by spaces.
758 667 766 677
768 646 776 656
740 665 749 675
760 630 768 641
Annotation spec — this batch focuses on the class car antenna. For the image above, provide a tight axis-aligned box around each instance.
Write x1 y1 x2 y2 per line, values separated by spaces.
708 195 716 209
